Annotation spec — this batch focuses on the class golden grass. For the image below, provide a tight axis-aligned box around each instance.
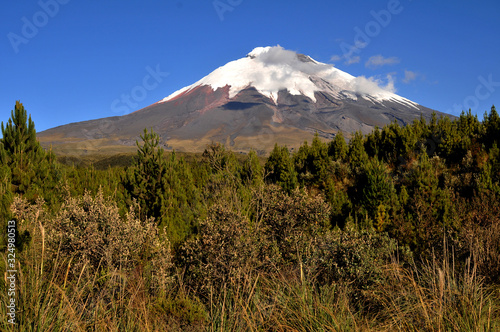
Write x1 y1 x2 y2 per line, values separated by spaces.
1 198 499 331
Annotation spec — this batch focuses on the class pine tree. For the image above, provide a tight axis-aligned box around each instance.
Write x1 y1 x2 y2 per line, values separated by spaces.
1 101 49 195
265 144 298 194
359 158 395 228
0 101 58 250
328 131 347 161
241 150 263 186
123 128 202 246
364 126 381 158
294 133 330 185
488 141 500 187
379 121 402 163
484 105 500 149
162 151 203 245
347 131 368 170
123 128 167 221
201 143 242 207
309 133 330 181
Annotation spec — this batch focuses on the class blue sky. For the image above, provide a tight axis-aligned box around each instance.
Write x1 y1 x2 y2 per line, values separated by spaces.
2 0 500 132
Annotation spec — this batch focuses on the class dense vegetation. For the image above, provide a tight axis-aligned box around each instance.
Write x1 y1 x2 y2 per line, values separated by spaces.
1 101 499 331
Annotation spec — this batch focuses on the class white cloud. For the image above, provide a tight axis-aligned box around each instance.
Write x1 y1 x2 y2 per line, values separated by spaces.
330 54 360 65
365 55 400 69
403 70 418 83
330 54 342 62
254 45 331 75
354 40 368 49
352 74 397 95
384 73 396 93
251 47 396 100
345 55 361 65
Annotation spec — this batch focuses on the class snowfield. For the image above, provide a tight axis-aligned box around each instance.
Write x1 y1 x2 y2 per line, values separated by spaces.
161 45 419 109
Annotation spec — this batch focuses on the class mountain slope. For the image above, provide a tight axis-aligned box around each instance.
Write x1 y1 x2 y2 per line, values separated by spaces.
38 46 450 155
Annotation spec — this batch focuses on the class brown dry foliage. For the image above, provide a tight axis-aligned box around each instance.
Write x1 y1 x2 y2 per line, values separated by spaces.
11 188 173 291
179 185 331 298
455 190 500 285
179 203 273 297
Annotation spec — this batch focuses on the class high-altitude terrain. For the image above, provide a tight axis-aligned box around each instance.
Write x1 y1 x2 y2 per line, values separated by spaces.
38 46 446 154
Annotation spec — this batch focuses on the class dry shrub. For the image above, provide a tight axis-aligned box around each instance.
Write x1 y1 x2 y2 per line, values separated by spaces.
311 228 399 286
5 191 177 330
11 189 173 291
179 203 274 297
305 226 408 314
254 185 331 264
180 185 331 298
455 190 500 285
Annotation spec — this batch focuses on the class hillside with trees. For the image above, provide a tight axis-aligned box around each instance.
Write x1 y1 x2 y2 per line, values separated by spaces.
1 101 499 330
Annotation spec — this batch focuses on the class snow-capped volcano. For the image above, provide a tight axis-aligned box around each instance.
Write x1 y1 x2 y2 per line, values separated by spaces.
38 46 449 155
162 46 418 109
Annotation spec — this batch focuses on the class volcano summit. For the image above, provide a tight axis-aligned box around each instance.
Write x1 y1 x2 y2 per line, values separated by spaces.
38 46 447 154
